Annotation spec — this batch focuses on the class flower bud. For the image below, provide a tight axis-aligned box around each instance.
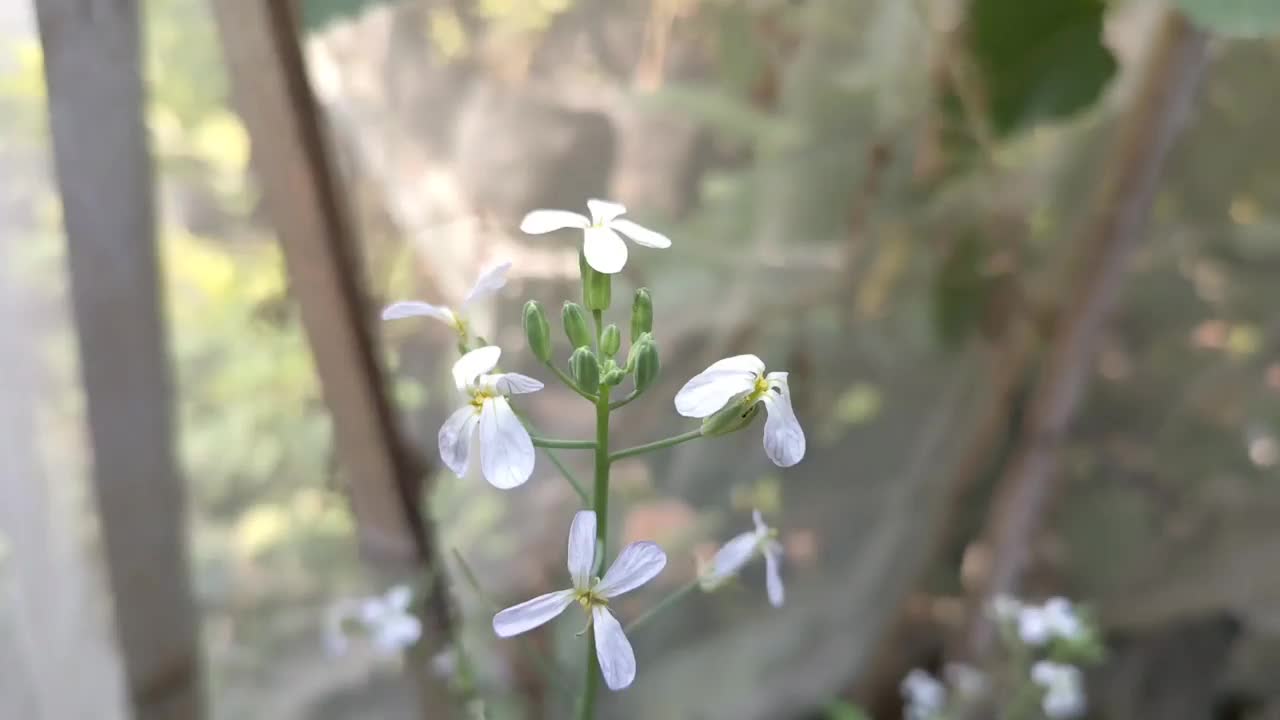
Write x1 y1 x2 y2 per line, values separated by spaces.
580 252 612 311
600 324 621 357
633 336 660 396
523 300 552 363
562 302 592 349
601 366 626 387
700 397 760 437
570 347 600 394
630 288 653 342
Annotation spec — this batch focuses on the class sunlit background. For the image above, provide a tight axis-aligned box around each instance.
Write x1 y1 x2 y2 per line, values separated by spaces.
4 0 1280 718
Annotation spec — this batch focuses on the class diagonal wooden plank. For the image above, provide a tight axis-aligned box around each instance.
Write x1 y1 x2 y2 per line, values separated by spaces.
32 1 201 718
208 2 458 714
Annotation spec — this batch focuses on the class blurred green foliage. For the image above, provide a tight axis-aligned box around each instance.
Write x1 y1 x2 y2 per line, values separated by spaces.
1175 0 1280 38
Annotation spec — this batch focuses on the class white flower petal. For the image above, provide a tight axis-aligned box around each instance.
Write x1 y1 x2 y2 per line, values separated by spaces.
438 406 480 477
761 372 805 467
592 606 636 691
583 226 628 274
764 546 785 607
479 397 535 489
752 509 769 535
462 261 512 306
703 532 759 589
587 198 626 225
596 541 667 598
492 590 574 637
373 614 422 653
567 510 597 590
1019 608 1052 646
673 355 765 417
452 345 502 390
611 218 672 249
492 372 545 396
520 209 589 234
385 584 412 611
381 301 456 325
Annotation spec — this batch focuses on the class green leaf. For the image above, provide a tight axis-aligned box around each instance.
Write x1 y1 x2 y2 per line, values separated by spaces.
1174 0 1280 38
302 0 396 32
970 0 1117 137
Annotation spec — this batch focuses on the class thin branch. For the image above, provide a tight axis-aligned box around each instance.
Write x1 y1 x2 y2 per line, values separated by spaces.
963 9 1210 660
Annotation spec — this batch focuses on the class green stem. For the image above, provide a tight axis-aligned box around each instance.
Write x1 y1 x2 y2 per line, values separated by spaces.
624 579 700 634
609 428 703 463
531 437 597 450
548 363 598 402
579 384 612 720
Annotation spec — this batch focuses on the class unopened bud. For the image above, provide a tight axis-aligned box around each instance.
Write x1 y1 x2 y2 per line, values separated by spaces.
630 288 653 342
523 300 552 363
562 302 591 349
570 347 600 394
633 337 660 396
600 324 621 357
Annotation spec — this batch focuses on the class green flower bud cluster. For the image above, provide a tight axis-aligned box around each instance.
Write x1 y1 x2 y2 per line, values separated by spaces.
521 266 662 401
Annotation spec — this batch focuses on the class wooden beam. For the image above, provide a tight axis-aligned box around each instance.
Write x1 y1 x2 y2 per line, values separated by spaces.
208 1 457 713
32 1 201 718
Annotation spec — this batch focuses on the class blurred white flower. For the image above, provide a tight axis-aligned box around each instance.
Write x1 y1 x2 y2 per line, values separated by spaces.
700 509 786 607
901 668 947 720
989 593 1023 623
520 199 671 274
1031 661 1086 718
674 355 806 467
381 260 511 340
943 662 987 699
492 510 667 691
440 346 543 489
1017 596 1084 646
326 584 422 657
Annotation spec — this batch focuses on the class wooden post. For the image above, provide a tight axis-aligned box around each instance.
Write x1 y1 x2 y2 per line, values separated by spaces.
208 1 457 714
32 1 202 718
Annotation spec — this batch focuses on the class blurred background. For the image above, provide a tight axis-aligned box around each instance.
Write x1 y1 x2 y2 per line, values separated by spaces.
3 0 1280 718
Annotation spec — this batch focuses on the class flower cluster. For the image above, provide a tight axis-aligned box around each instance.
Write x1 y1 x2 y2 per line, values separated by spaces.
325 584 422 657
379 199 808 701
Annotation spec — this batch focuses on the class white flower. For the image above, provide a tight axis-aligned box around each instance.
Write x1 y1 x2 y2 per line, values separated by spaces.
440 346 543 489
381 261 512 340
1017 597 1084 646
900 669 947 720
1031 661 1086 718
989 593 1023 623
701 509 786 607
520 199 671 275
674 355 806 467
326 584 422 656
492 510 667 691
943 662 987 699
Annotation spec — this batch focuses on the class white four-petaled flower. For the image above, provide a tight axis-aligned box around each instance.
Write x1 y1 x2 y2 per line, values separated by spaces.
1031 661 1086 718
1011 596 1084 646
325 584 422 657
492 510 667 691
520 199 671 275
900 668 947 720
701 509 786 607
674 355 805 467
381 261 512 341
440 346 543 489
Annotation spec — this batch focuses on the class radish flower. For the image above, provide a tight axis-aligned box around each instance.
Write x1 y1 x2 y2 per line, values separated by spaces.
441 346 543 489
325 584 421 656
382 261 512 342
674 355 806 467
1031 661 1086 718
701 509 785 607
492 510 667 691
520 199 671 274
